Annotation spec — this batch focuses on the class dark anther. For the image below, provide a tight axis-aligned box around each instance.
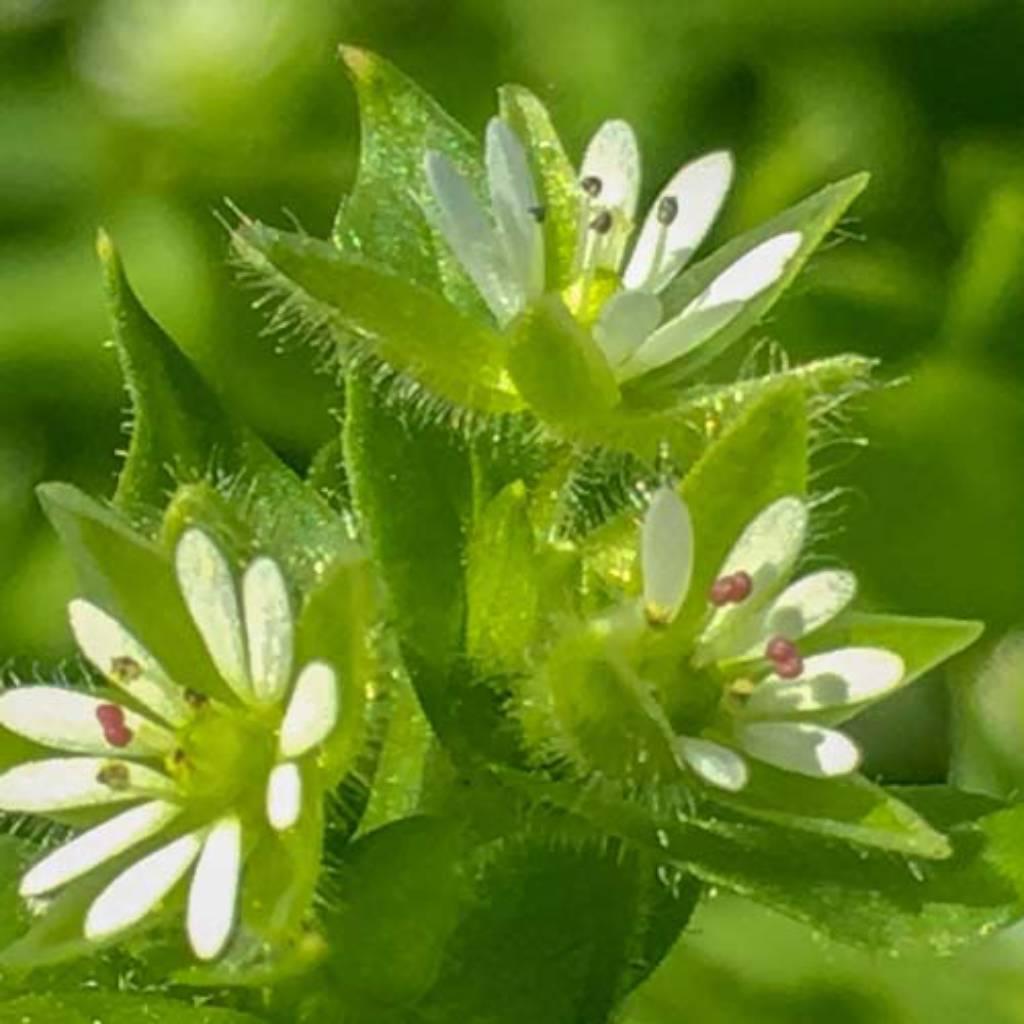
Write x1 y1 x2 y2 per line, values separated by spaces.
657 195 679 225
109 655 142 681
528 204 547 223
184 689 209 709
581 175 603 197
590 210 614 235
97 762 131 790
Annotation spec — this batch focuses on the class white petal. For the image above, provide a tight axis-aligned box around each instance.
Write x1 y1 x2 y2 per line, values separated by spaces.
486 118 544 301
580 120 641 221
175 530 252 704
618 231 802 380
69 599 191 728
20 800 181 897
278 661 339 759
243 557 293 706
266 761 303 831
0 687 174 757
737 722 861 778
0 758 176 813
593 290 663 366
677 736 749 791
623 151 734 292
641 486 693 626
756 570 858 645
85 831 203 943
424 150 522 325
700 496 809 659
187 815 242 961
743 648 906 718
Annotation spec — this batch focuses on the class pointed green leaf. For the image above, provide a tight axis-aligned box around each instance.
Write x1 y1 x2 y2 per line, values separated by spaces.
334 46 485 312
500 770 1023 954
498 85 580 290
710 763 951 859
236 224 519 415
625 173 869 398
97 233 353 592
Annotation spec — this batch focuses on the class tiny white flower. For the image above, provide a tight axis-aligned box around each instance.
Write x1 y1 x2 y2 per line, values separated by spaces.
639 489 905 789
0 529 342 961
425 114 801 382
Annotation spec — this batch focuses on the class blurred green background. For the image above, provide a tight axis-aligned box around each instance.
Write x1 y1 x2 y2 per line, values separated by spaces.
3 0 1024 1018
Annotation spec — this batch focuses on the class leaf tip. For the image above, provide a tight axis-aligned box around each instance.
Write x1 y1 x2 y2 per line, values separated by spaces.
338 44 376 82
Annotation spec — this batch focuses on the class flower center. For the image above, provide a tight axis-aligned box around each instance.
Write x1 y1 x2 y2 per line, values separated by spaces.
171 703 276 817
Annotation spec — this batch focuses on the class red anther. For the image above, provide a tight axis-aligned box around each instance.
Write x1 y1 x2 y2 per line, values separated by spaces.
95 704 133 748
774 655 804 680
765 635 799 663
709 576 735 606
730 571 753 602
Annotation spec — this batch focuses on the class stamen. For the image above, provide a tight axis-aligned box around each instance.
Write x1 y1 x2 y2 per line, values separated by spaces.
109 656 141 682
730 571 753 602
184 689 208 709
528 204 547 224
657 195 679 225
581 175 603 198
96 763 131 790
709 571 753 607
590 210 614 235
95 704 133 749
765 636 804 679
774 655 804 680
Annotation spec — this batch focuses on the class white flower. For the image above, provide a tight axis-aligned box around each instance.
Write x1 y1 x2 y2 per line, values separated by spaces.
425 117 802 382
641 487 905 792
0 529 340 961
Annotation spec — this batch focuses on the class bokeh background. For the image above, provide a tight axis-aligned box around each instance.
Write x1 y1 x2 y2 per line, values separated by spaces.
3 0 1024 1019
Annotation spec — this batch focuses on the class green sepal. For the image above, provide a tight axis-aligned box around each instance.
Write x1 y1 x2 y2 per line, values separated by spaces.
626 173 870 398
97 232 353 593
805 612 984 723
334 46 485 313
236 223 520 415
497 85 581 290
466 481 541 673
294 554 377 789
507 295 620 428
515 617 681 782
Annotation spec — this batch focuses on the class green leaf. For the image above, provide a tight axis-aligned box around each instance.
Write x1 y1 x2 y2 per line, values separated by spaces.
413 834 700 1024
806 612 984 723
710 763 951 859
334 46 485 312
0 993 266 1024
97 233 353 592
507 295 620 427
322 817 467 1011
498 85 580 290
236 224 519 415
500 770 1022 954
625 173 870 398
344 370 470 668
